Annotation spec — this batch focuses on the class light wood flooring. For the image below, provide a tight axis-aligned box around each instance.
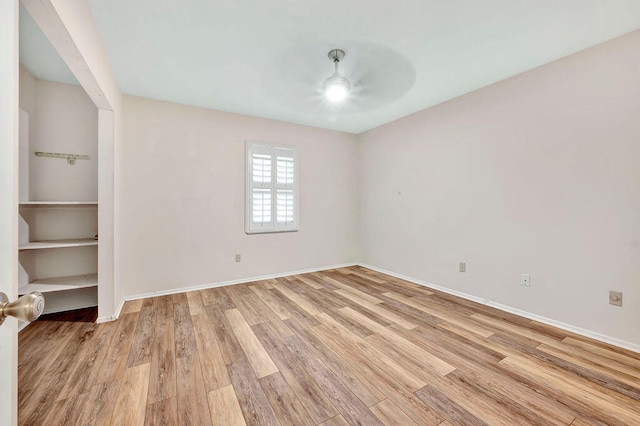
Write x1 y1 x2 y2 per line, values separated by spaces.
18 266 640 425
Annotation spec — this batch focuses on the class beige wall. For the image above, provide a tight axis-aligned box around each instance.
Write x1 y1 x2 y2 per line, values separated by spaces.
117 95 359 300
358 30 640 347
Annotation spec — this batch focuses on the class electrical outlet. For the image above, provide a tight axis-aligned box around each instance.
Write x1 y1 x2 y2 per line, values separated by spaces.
235 254 241 263
609 291 622 307
459 262 466 273
520 274 530 287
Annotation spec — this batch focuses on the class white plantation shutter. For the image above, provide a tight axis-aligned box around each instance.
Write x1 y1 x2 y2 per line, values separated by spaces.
252 189 271 224
246 142 298 233
276 190 294 223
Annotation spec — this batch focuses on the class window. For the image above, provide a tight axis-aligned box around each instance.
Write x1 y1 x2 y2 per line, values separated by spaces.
246 141 298 233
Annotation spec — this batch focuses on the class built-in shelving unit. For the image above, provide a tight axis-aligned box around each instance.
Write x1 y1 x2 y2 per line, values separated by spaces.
19 48 100 318
19 201 98 207
18 273 98 295
18 201 99 314
18 238 98 250
19 237 98 250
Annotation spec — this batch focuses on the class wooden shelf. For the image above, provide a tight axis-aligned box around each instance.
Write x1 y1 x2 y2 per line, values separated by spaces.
19 201 98 208
18 273 98 295
19 238 98 250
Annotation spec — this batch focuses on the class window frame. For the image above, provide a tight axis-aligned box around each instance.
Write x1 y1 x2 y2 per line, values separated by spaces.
245 141 299 234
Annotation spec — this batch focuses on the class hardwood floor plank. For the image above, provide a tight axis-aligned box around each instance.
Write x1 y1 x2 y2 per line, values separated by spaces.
200 287 218 306
334 290 417 329
492 333 640 401
91 312 139 385
259 372 315 426
315 313 426 391
390 324 577 425
225 308 279 378
176 354 213 425
153 295 175 319
408 314 495 354
557 338 640 376
56 320 114 400
260 279 275 289
18 319 76 392
446 369 556 426
365 326 456 376
226 286 265 325
213 287 237 310
208 384 247 426
276 276 307 293
415 383 488 426
42 393 88 426
283 334 384 426
384 291 494 337
249 285 292 321
301 286 352 312
537 343 640 390
318 414 350 426
310 321 443 425
271 281 321 315
145 397 178 426
186 290 206 316
322 307 379 339
370 399 419 426
284 317 386 407
268 287 320 327
121 299 144 314
147 303 177 404
127 297 158 367
192 313 231 391
338 271 428 298
19 322 98 425
228 359 280 426
322 274 385 304
206 303 247 365
499 355 640 425
174 300 198 359
244 291 294 340
294 274 325 290
472 312 560 346
252 322 338 423
376 297 443 328
340 268 387 284
309 272 341 290
112 363 151 426
172 292 188 304
337 306 386 334
76 381 120 426
571 417 604 426
562 336 640 366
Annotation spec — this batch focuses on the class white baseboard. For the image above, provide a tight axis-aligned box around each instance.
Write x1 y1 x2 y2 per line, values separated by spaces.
358 263 640 354
108 262 358 321
96 315 117 324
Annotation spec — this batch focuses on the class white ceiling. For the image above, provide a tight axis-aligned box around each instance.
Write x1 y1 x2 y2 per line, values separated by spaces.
19 1 640 134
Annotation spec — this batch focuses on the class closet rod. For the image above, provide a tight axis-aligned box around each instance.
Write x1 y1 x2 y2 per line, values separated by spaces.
35 151 90 165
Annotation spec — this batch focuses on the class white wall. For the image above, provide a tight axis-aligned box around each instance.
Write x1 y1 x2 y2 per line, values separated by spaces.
358 30 640 347
29 79 98 201
117 96 359 301
19 64 37 142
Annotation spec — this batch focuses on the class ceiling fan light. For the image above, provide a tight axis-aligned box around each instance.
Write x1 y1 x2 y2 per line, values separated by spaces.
323 72 351 102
